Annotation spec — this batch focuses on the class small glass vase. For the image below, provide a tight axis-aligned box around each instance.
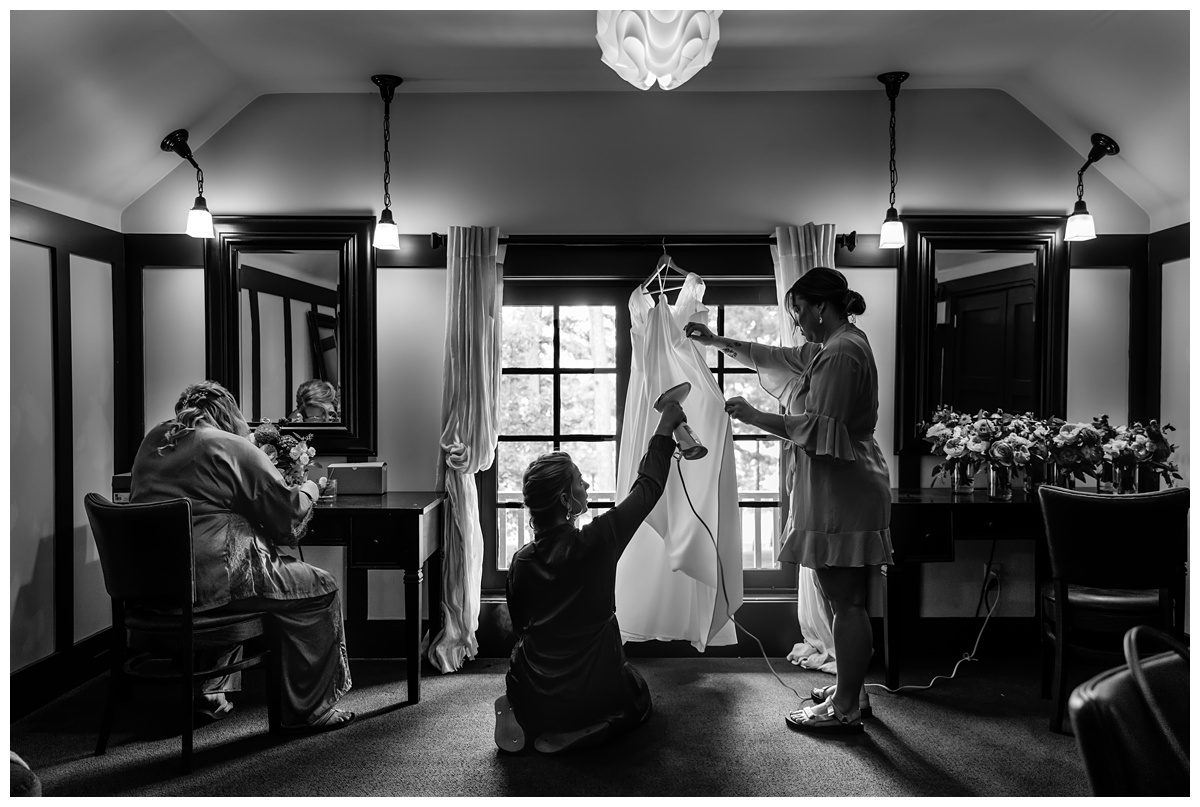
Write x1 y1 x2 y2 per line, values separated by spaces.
1051 462 1077 490
951 461 977 495
988 465 1013 501
1113 462 1137 495
1097 460 1115 494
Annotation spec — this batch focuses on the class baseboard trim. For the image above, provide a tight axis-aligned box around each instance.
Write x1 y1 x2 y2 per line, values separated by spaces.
11 629 112 720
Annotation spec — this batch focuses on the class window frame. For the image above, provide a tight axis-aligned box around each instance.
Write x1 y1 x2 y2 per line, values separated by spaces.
480 245 797 596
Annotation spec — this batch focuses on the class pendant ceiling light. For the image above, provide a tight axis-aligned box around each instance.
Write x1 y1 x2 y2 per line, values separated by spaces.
160 128 213 239
371 74 404 251
596 10 722 90
876 72 909 250
1065 133 1120 242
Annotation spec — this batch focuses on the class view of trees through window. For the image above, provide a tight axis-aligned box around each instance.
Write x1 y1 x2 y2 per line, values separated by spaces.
495 302 785 575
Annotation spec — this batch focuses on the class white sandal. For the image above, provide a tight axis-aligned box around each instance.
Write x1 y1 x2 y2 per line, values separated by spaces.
810 683 872 718
786 699 864 734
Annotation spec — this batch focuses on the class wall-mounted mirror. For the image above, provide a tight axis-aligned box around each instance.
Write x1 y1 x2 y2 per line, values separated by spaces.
206 216 377 456
896 215 1067 486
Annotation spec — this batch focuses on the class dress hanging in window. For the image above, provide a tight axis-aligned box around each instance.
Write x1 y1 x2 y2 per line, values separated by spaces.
614 272 742 651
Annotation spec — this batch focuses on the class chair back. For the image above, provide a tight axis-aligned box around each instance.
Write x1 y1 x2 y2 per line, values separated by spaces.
1037 486 1188 589
83 493 196 608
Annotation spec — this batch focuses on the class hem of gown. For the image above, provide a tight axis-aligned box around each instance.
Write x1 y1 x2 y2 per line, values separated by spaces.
780 529 894 569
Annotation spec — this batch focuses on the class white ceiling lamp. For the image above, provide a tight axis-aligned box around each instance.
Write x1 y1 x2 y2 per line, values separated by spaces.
877 72 909 250
596 10 722 91
1065 133 1120 242
160 129 214 239
371 74 403 251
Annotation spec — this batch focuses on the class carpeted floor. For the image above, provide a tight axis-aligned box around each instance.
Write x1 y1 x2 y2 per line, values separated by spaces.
11 654 1090 797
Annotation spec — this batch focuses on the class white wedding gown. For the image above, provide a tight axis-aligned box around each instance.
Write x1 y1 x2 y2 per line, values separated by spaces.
615 273 742 651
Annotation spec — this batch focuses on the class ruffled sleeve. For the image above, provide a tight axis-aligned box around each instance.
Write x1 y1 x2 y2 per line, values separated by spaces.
749 341 820 403
781 347 866 463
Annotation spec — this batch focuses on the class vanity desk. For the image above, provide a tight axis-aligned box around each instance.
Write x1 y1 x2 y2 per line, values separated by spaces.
882 487 1043 689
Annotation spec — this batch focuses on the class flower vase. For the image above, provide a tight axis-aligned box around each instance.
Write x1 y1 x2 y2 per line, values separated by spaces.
1097 460 1115 494
951 461 977 495
1114 462 1137 495
988 465 1013 501
1051 462 1076 490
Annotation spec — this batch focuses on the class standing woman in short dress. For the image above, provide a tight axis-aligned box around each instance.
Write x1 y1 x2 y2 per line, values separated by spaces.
686 266 893 734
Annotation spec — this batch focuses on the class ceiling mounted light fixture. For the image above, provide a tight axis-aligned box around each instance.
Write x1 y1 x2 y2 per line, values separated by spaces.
877 72 909 250
371 73 404 251
1065 133 1120 242
596 10 722 90
160 128 213 239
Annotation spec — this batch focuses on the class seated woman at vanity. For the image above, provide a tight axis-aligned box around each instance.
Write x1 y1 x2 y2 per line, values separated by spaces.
131 380 353 730
287 378 340 423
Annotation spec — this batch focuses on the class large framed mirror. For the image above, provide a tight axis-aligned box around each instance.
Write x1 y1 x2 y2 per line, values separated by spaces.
206 216 376 456
895 215 1067 486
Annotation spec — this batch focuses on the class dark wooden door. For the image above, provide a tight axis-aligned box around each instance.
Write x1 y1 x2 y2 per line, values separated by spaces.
946 282 1037 415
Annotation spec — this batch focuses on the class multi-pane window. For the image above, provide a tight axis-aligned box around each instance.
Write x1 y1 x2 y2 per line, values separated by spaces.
496 305 619 569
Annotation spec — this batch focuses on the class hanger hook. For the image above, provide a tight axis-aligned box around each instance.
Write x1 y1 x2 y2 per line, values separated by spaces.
662 237 668 256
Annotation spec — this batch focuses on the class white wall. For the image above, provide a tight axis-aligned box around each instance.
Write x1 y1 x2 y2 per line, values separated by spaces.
1161 259 1189 483
123 89 1148 235
1066 267 1131 425
10 240 57 670
143 267 206 427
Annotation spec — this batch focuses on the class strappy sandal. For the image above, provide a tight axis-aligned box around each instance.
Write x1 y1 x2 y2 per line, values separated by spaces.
194 695 234 722
785 700 864 735
494 695 527 754
810 683 872 718
283 707 355 733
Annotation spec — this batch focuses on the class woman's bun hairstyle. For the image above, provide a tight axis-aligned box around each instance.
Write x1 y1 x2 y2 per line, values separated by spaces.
843 289 867 316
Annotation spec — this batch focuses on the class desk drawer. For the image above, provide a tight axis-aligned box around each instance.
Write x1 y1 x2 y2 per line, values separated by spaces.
952 508 1038 541
890 505 953 563
349 516 403 567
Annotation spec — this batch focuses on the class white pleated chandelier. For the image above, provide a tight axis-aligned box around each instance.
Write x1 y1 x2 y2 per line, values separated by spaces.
596 10 722 90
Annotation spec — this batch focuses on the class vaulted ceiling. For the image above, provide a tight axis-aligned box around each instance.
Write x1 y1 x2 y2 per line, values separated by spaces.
10 9 1191 230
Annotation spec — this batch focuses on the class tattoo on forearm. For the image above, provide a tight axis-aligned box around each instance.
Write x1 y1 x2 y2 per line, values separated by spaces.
721 340 743 358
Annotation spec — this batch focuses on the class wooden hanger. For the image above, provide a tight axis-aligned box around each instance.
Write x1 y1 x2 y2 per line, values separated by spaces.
641 240 689 296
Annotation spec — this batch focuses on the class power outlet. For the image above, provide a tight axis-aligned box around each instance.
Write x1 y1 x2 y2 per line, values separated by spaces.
984 562 1003 588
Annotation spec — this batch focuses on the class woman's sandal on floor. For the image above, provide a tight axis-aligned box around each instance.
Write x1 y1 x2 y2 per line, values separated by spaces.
493 695 527 754
283 707 355 733
194 695 234 722
785 699 864 735
810 683 872 718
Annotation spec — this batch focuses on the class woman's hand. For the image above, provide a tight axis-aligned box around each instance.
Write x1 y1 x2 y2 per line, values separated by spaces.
300 479 320 507
724 396 759 425
683 322 716 345
655 399 686 436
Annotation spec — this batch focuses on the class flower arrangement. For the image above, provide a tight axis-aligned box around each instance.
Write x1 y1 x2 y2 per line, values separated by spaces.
1045 416 1106 483
250 419 317 486
1103 419 1182 486
919 406 987 484
920 407 1050 485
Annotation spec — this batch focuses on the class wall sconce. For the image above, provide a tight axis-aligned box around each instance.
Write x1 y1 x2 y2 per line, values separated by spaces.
596 10 722 90
371 74 404 250
877 72 909 249
1065 133 1120 242
159 129 213 239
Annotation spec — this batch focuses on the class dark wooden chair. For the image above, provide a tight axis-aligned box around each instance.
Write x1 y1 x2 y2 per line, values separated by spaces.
84 493 280 773
1036 485 1188 733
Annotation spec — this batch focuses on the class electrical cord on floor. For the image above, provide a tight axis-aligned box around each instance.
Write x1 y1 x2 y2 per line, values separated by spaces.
864 570 1001 695
673 454 805 701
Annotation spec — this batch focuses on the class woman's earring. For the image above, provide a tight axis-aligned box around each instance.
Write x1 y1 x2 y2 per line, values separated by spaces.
818 313 823 325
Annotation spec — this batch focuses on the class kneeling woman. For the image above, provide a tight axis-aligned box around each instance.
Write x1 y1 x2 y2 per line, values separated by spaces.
496 401 685 754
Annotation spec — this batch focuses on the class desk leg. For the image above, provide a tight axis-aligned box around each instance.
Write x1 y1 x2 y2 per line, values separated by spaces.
405 566 424 704
882 564 899 690
882 562 920 691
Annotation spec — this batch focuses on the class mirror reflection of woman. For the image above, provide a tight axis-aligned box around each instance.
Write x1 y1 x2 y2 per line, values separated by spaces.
685 266 893 735
287 378 340 423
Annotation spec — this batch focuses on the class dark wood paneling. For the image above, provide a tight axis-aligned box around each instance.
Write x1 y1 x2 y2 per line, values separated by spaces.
376 233 447 268
10 630 112 720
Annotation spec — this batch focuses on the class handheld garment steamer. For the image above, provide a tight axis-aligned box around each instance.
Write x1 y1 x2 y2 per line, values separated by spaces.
653 382 707 460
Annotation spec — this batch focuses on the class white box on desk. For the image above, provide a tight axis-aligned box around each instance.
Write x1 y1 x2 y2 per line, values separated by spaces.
327 462 388 494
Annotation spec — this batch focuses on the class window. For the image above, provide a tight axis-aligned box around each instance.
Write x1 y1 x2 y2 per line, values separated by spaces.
480 253 792 594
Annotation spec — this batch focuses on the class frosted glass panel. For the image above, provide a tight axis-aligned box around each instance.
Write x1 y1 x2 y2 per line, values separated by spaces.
70 255 115 641
1066 267 1129 425
10 240 56 669
144 266 205 428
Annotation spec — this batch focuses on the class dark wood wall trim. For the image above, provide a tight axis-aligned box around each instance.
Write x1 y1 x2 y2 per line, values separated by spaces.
1147 223 1190 422
10 630 111 720
121 234 204 465
9 201 124 712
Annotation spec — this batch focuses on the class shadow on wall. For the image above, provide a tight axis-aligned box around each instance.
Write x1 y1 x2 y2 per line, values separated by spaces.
73 523 111 640
10 533 56 671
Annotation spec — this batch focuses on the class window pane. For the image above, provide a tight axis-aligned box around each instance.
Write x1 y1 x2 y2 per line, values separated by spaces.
742 505 780 569
499 374 553 435
559 440 616 500
724 304 782 347
560 306 616 368
502 306 553 367
498 507 532 570
560 375 616 435
733 438 781 497
723 374 782 435
497 440 554 494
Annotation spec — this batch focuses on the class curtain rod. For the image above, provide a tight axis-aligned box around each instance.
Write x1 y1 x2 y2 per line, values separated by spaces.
426 231 858 252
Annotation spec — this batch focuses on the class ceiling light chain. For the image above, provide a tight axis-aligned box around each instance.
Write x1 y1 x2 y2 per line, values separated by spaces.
371 74 403 250
877 71 909 250
159 128 214 239
381 89 392 214
887 88 898 210
1065 132 1120 242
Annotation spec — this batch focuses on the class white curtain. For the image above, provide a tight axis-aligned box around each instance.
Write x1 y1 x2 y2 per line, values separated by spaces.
771 223 838 674
428 225 502 673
